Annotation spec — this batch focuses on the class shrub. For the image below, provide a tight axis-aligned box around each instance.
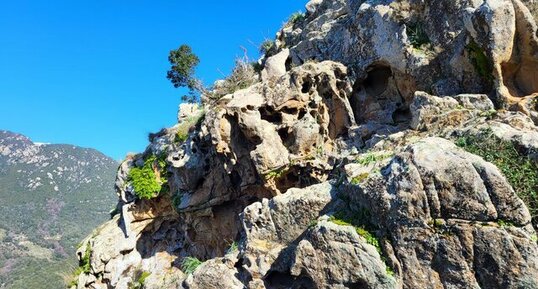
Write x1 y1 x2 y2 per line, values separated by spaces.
456 129 538 226
208 56 259 100
181 257 203 274
260 39 275 55
128 155 168 200
288 11 305 26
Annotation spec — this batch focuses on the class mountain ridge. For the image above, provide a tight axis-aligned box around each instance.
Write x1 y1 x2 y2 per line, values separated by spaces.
0 130 118 289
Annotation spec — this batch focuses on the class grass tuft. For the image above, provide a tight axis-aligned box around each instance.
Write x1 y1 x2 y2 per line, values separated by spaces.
181 257 203 275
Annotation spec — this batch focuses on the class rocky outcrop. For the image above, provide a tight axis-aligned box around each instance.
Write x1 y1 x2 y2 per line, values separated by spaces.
72 0 538 288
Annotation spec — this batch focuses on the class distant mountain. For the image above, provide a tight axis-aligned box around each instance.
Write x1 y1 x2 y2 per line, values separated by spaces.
0 130 118 289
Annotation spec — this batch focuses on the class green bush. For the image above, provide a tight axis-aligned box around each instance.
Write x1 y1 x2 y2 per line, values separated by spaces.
456 129 538 226
128 155 168 200
181 257 203 275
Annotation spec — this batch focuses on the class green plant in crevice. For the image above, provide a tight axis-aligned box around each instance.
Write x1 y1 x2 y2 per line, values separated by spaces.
466 40 493 81
351 173 370 185
181 257 203 275
328 209 380 253
128 270 151 289
356 152 394 166
456 129 538 227
407 22 430 49
226 241 239 254
328 209 394 276
264 166 288 181
79 243 92 274
128 154 168 200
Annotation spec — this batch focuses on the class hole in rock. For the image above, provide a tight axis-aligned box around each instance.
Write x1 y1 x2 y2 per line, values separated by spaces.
298 109 307 120
302 77 313 93
281 107 299 115
260 106 283 123
350 63 414 126
265 271 316 289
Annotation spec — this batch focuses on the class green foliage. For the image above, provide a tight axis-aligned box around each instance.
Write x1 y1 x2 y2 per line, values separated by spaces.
260 39 275 55
456 129 538 226
407 22 430 48
226 241 238 254
356 152 393 166
181 257 203 275
66 266 83 287
532 234 538 243
328 209 380 253
176 110 205 143
288 11 305 26
466 40 493 81
479 109 498 119
167 45 207 103
167 45 200 90
351 173 370 185
264 167 288 180
128 155 168 200
128 270 151 289
328 209 395 277
81 243 91 274
497 219 515 228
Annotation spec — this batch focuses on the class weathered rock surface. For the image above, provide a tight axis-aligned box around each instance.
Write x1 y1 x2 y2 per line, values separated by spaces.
72 0 538 288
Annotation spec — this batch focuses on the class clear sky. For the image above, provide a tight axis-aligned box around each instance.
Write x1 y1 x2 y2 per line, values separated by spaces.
0 0 306 160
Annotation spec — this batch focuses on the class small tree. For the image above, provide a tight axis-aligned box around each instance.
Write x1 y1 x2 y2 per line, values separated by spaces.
167 45 204 103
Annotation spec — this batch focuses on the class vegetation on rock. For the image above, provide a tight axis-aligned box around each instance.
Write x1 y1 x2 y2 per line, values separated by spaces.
176 110 205 143
456 129 538 226
466 40 494 81
128 155 168 200
181 257 203 275
407 22 430 49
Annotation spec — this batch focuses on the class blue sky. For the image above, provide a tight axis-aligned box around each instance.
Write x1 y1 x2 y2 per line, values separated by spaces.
0 0 306 160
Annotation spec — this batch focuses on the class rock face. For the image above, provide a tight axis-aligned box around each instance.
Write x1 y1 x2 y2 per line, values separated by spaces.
73 0 538 288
